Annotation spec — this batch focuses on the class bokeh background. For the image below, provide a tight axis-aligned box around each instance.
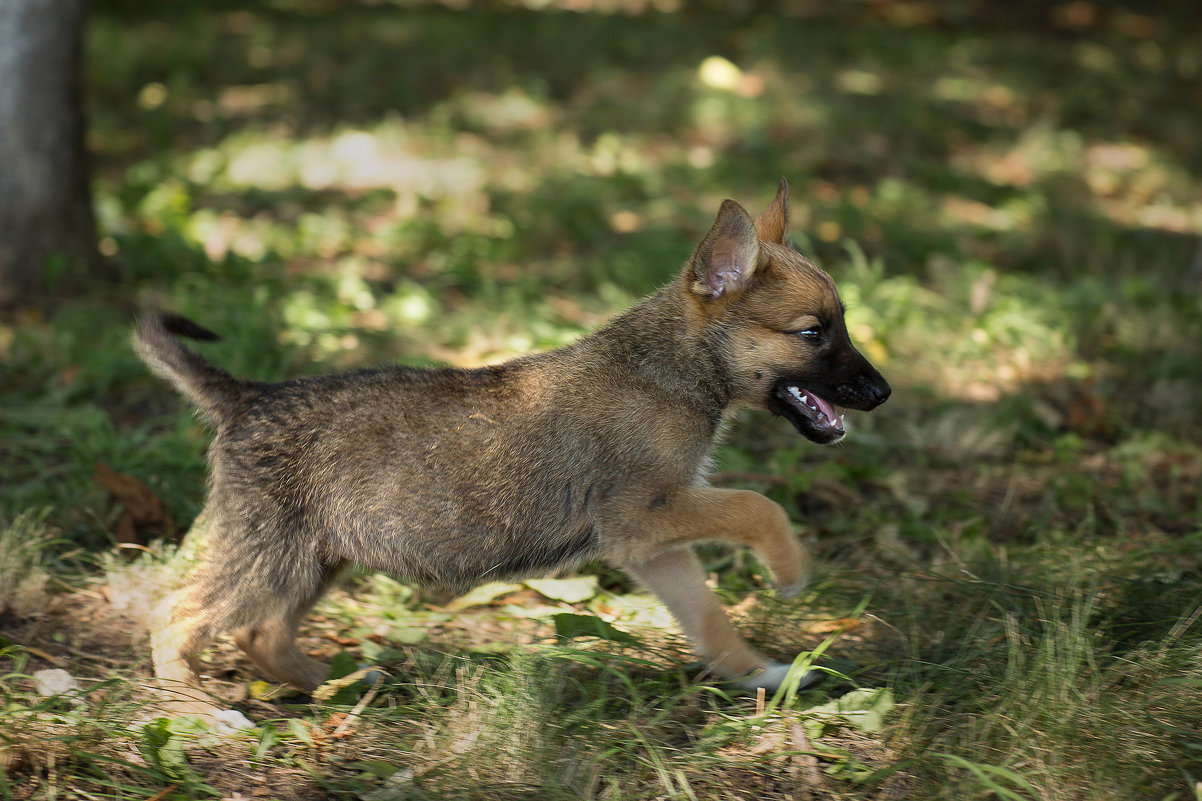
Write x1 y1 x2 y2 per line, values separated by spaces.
2 1 1200 798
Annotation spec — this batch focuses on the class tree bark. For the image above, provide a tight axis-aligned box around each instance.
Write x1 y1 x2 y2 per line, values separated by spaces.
0 0 97 307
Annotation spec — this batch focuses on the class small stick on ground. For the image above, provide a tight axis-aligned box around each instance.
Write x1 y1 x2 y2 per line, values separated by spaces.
330 681 383 738
790 719 824 787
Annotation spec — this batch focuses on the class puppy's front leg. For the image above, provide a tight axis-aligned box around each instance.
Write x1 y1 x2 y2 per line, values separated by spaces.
610 486 820 690
627 547 817 691
627 547 767 680
622 487 810 596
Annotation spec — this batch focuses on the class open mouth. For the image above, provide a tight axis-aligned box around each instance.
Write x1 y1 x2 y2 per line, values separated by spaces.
770 382 846 444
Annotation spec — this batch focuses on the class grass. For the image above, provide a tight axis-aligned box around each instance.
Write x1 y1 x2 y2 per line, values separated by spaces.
2 0 1202 798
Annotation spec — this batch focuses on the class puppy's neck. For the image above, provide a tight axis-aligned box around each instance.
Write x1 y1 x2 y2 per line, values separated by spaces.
582 285 733 424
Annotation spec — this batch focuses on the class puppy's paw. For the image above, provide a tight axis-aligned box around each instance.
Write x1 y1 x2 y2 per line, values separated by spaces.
137 702 255 738
210 707 255 733
736 661 824 693
771 551 810 600
774 578 807 600
357 665 387 686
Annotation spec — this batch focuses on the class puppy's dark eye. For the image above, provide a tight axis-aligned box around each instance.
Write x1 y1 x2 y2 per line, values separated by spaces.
794 326 823 342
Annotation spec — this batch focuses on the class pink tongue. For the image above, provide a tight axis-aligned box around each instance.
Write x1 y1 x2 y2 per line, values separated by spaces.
807 390 843 429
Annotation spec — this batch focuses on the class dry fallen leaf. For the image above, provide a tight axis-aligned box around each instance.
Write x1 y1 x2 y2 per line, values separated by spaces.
93 462 175 545
805 618 862 635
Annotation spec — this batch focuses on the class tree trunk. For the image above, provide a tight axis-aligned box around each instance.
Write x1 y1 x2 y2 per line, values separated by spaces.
0 0 97 308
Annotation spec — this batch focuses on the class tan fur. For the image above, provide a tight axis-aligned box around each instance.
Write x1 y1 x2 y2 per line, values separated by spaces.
137 180 890 714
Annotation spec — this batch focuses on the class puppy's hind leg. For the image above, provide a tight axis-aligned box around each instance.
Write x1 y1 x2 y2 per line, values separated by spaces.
151 519 339 717
149 584 235 719
232 559 347 692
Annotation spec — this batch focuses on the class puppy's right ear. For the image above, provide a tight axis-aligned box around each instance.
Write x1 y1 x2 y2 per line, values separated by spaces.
754 178 790 245
688 200 760 299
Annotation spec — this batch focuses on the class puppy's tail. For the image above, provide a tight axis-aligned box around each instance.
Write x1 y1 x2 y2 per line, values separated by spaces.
134 313 243 423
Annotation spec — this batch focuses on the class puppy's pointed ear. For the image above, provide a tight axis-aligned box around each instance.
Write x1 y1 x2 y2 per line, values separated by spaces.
754 177 790 245
689 199 760 299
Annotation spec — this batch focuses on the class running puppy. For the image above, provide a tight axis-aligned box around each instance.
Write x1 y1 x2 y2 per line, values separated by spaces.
138 179 890 708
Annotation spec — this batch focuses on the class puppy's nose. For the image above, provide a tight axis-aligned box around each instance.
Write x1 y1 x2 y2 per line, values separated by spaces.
871 381 892 406
834 377 891 410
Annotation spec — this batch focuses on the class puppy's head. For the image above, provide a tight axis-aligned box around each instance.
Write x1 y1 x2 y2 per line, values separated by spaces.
685 179 890 444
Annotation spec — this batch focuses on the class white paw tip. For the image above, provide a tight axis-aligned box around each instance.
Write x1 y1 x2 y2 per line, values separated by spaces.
212 708 255 733
775 581 806 600
737 661 823 693
359 667 386 686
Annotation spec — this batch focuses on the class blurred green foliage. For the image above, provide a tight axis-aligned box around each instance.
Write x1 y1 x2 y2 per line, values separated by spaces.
1 3 1201 796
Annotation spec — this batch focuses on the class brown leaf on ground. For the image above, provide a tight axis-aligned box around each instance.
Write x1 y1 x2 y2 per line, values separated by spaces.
92 462 175 545
1065 377 1111 437
806 618 863 635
